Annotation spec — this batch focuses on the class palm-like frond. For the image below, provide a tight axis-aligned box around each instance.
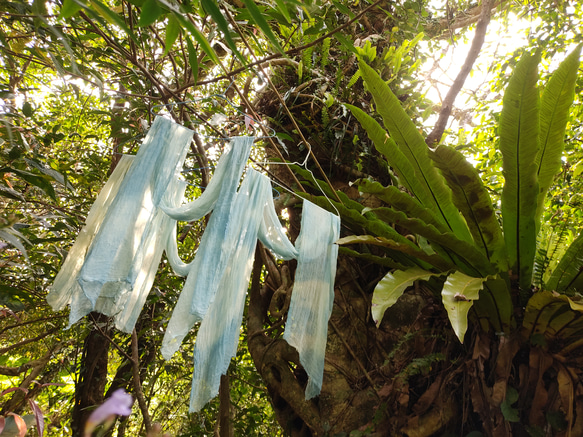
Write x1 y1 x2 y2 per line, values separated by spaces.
499 51 541 290
429 145 508 273
546 232 583 293
535 45 582 230
357 60 473 244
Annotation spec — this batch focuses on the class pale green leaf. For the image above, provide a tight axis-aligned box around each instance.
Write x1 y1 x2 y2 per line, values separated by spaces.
200 0 246 65
185 35 199 85
59 0 86 18
0 166 56 201
546 231 583 293
0 228 30 261
241 0 284 53
346 105 421 197
22 101 33 118
441 271 487 343
372 267 440 327
90 0 139 44
274 0 291 24
164 14 181 56
174 13 218 65
138 0 163 27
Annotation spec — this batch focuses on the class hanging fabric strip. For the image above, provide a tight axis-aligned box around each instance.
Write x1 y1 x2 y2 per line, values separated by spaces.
161 136 254 359
283 201 340 399
47 117 193 332
47 155 134 311
189 169 298 411
189 169 267 411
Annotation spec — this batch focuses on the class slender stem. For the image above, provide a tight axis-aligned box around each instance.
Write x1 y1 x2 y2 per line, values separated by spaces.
425 0 494 147
223 8 344 202
132 328 152 433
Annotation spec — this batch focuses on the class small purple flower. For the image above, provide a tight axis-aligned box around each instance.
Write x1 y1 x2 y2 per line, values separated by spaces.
84 389 133 436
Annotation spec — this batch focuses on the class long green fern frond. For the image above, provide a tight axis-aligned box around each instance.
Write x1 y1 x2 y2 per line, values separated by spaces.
499 51 541 291
535 44 582 231
357 60 473 244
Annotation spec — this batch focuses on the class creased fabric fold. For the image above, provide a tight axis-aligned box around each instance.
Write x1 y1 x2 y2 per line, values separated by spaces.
47 155 135 311
190 169 270 411
161 136 254 359
283 201 340 399
48 116 193 332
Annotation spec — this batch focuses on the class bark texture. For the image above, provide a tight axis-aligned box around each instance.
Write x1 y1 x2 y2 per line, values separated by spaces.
71 314 112 437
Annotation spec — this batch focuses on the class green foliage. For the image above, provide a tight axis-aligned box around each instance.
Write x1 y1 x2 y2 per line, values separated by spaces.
441 271 488 343
343 45 582 344
2 0 583 434
499 51 541 291
500 386 520 422
370 267 440 327
535 45 582 228
355 60 474 244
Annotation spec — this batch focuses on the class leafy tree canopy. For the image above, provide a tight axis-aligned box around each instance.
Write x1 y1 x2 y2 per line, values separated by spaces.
1 0 582 435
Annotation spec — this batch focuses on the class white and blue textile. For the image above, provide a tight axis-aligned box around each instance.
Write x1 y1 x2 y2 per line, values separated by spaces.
49 117 341 410
283 201 340 399
160 136 255 359
47 117 193 332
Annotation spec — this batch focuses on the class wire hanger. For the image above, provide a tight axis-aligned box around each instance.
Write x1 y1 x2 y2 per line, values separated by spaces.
150 81 276 141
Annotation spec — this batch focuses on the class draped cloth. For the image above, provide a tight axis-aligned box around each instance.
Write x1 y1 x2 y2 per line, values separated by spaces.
283 201 340 399
160 143 340 409
189 169 297 411
47 117 193 332
161 136 256 359
49 116 342 409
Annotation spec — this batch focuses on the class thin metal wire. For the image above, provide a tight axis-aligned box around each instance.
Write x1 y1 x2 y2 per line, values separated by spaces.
149 89 276 140
251 151 340 217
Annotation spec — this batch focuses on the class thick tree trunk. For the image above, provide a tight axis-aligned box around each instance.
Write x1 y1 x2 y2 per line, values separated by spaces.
248 241 446 435
218 374 234 437
71 313 112 437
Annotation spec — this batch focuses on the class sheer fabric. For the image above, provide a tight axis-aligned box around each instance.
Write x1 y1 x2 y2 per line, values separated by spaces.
162 162 339 410
47 155 134 312
50 117 342 409
283 201 340 399
189 169 297 411
48 117 193 332
161 136 254 359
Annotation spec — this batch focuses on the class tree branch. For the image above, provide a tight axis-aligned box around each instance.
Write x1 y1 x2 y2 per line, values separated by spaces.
0 342 66 415
426 0 507 39
0 327 60 355
218 374 233 437
0 315 66 336
425 0 495 147
186 0 385 88
131 328 152 433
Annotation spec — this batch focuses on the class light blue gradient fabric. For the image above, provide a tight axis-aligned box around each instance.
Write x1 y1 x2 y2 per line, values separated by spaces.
161 137 255 359
283 201 340 399
163 165 340 410
189 169 297 411
47 117 193 332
